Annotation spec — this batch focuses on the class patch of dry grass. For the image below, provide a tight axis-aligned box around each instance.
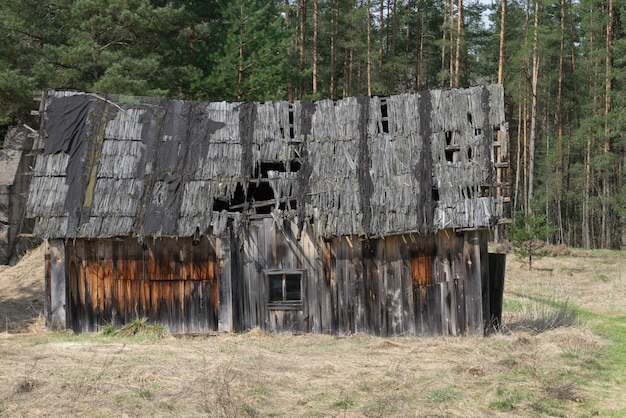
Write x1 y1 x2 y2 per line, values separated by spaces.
0 330 594 417
0 245 44 333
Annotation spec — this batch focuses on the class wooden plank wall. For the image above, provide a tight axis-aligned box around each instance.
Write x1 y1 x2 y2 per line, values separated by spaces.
235 221 488 336
64 236 219 333
52 223 490 336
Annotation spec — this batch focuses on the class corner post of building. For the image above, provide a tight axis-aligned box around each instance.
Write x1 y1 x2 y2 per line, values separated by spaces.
47 239 67 330
216 232 233 333
464 230 484 335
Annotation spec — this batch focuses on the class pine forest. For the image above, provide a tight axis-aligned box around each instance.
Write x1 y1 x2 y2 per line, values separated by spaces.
1 0 624 249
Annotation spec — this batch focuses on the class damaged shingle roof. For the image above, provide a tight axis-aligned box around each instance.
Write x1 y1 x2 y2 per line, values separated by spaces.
26 86 507 239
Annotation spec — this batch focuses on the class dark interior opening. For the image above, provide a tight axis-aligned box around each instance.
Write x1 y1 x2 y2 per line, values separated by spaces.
432 188 440 202
467 112 473 125
247 181 275 214
467 147 473 161
288 105 295 139
290 160 302 172
257 161 286 177
445 131 453 146
213 183 246 212
213 159 302 214
475 128 482 136
445 149 455 162
380 99 389 134
212 181 277 214
278 199 298 211
255 161 301 177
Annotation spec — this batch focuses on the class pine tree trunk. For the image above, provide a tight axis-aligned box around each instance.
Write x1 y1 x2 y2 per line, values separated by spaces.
237 0 244 101
584 131 592 248
555 0 565 244
583 2 595 249
520 0 531 217
494 0 506 242
348 28 354 96
379 0 384 71
312 0 318 95
367 6 372 96
285 1 294 101
528 1 539 212
449 0 455 87
497 0 506 85
330 1 337 99
415 0 423 91
404 25 409 93
454 0 463 87
602 0 613 248
514 84 523 217
441 0 448 86
520 91 530 216
298 0 307 98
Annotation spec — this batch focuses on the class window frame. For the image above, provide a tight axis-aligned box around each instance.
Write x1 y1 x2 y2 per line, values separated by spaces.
265 269 305 310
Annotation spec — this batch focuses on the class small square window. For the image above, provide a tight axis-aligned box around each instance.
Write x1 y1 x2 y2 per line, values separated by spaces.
266 270 304 309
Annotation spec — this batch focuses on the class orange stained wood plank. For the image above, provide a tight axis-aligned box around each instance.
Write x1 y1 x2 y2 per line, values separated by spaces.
114 278 124 320
411 255 433 286
212 278 219 316
135 245 145 281
140 279 150 312
87 264 100 314
178 241 189 280
177 280 185 326
103 276 113 317
323 240 334 285
125 279 134 317
116 240 134 281
150 280 160 313
146 244 157 280
79 259 89 308
162 240 172 280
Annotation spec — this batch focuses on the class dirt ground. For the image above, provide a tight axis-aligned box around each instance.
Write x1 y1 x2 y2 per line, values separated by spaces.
1 244 625 417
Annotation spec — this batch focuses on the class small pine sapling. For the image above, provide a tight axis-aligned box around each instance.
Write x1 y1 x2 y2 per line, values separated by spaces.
509 207 554 270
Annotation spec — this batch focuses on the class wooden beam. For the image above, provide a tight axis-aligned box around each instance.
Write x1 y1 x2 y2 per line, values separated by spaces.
464 231 484 336
48 239 67 330
216 233 233 332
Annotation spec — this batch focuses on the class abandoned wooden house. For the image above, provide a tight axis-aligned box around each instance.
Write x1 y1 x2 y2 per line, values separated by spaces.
26 86 508 336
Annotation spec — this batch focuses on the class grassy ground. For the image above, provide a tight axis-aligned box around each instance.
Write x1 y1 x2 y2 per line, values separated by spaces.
0 245 625 417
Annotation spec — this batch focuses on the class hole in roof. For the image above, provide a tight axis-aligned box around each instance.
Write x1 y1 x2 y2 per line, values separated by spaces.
213 183 246 212
381 99 388 118
432 188 440 202
247 181 275 214
258 162 286 177
290 160 302 172
380 99 389 134
289 105 295 139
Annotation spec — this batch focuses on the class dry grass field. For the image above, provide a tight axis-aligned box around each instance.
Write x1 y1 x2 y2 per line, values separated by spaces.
1 244 625 417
